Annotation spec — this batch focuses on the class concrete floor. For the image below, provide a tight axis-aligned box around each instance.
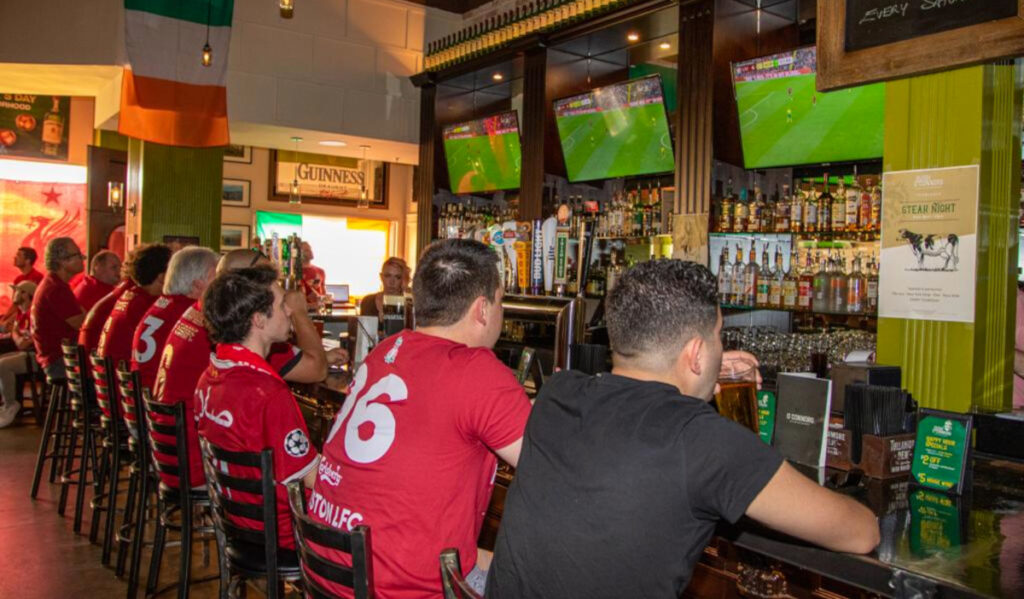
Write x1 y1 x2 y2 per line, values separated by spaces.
0 416 287 598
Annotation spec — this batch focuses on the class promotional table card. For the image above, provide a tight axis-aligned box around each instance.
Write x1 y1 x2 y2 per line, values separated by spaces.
911 409 972 495
756 390 776 446
773 374 832 468
908 488 966 559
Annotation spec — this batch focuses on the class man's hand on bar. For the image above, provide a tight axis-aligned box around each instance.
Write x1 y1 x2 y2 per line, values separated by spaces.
326 347 349 367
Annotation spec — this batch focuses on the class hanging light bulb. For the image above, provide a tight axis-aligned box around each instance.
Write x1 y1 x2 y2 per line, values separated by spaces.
280 0 295 18
289 136 303 205
201 1 213 66
358 145 370 210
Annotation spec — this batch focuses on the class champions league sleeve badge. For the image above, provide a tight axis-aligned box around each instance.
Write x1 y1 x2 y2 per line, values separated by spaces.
284 428 310 458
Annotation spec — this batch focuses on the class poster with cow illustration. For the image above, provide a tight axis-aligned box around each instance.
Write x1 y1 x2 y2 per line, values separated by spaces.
879 165 978 323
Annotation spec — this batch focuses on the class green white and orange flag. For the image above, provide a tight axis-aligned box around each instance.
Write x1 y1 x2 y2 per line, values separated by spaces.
119 0 234 147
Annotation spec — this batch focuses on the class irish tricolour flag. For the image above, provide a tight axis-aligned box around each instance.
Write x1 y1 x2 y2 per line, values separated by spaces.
119 0 234 147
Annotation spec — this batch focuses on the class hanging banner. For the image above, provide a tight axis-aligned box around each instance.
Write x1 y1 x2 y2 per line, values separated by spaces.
878 165 978 323
0 179 87 311
0 94 70 161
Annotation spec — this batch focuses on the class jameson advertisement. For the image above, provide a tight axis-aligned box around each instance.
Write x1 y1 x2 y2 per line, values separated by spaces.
0 94 70 161
878 165 979 323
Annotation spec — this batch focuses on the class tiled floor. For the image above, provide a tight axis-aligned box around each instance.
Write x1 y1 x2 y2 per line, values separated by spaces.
0 417 280 598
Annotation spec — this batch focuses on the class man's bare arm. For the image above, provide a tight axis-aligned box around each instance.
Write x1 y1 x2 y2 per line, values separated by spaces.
745 461 880 554
283 290 327 383
494 438 523 469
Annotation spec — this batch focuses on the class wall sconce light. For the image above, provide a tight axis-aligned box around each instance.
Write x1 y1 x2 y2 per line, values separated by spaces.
280 0 295 18
107 181 124 211
289 136 303 205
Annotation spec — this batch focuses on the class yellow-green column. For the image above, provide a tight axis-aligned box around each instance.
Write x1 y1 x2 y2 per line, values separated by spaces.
127 138 223 250
877 63 1022 413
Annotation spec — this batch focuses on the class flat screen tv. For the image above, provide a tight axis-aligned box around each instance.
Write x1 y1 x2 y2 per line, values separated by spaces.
732 47 885 169
554 75 675 182
442 111 522 194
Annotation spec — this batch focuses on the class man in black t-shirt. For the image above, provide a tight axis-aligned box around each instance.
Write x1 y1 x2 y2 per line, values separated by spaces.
487 260 880 599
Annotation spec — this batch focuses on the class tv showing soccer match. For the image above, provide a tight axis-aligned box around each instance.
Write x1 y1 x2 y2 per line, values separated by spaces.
554 75 675 182
442 111 522 194
732 47 885 169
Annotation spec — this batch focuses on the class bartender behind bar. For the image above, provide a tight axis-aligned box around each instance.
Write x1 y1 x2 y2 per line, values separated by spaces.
487 260 880 599
359 256 410 317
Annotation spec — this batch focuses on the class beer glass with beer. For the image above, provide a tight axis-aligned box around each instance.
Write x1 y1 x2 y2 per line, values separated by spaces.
715 357 759 433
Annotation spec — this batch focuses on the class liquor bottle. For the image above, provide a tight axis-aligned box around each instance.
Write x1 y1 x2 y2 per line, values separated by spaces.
804 184 818 233
732 244 746 306
870 181 882 231
789 184 803 233
860 178 874 232
832 176 847 233
846 175 862 233
717 247 731 304
748 190 762 234
812 253 829 313
756 244 771 308
829 253 847 313
866 257 879 313
735 187 750 233
652 184 663 235
782 245 799 310
846 254 866 313
720 179 734 232
798 250 814 312
744 243 759 307
41 97 65 157
774 185 790 233
757 190 772 233
768 245 784 309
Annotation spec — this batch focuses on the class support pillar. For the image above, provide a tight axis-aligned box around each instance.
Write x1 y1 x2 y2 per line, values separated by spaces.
519 47 548 221
877 63 1022 413
415 83 438 257
674 0 714 217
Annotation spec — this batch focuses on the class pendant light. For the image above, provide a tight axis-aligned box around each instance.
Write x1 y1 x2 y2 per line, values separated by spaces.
280 0 295 18
201 1 213 67
289 136 303 205
358 145 370 210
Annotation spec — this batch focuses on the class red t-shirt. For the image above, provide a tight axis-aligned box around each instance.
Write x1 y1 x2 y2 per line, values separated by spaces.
98 283 158 420
73 275 116 313
15 268 44 286
154 301 304 488
131 294 193 391
196 344 318 550
30 273 83 368
310 331 532 598
302 265 327 295
80 280 131 357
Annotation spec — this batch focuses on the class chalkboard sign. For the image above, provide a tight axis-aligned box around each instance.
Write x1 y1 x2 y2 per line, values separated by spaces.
845 0 1018 52
910 409 971 495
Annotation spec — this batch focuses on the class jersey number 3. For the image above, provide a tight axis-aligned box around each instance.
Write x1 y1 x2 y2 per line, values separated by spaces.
329 364 407 464
133 315 164 364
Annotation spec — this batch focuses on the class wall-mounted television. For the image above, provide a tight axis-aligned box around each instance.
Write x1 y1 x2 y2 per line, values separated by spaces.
554 74 675 182
442 111 522 194
732 47 885 169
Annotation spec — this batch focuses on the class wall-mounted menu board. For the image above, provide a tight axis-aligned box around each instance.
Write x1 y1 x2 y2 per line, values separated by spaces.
845 0 1018 52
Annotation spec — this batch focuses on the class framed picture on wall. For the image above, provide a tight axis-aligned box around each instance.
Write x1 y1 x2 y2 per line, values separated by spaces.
221 224 251 252
269 150 389 209
224 144 252 164
222 178 251 207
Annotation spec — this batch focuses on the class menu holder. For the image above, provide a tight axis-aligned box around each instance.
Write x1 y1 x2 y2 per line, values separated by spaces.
826 429 916 479
910 409 972 495
773 374 832 469
756 390 776 445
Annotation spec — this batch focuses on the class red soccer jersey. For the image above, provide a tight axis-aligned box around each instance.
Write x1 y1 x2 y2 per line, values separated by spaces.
30 273 83 368
131 294 193 391
154 301 304 488
98 283 158 420
15 268 44 286
73 274 115 313
79 280 131 357
310 331 532 598
196 344 318 550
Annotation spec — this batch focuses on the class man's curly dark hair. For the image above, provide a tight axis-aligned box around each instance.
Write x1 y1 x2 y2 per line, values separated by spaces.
202 266 279 344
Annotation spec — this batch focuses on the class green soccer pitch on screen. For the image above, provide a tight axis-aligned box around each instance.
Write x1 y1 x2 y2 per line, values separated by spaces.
732 47 885 169
442 111 522 194
554 75 676 182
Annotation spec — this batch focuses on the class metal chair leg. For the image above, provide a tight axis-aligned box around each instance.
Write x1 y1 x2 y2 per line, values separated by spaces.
116 461 140 577
146 507 168 595
57 411 80 516
72 422 96 533
126 471 151 599
30 382 62 499
178 502 194 599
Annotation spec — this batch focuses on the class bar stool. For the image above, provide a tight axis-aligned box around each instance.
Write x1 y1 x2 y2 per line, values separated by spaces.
286 481 375 598
56 341 101 535
89 351 132 566
200 440 301 599
440 549 483 599
30 352 71 500
136 391 216 599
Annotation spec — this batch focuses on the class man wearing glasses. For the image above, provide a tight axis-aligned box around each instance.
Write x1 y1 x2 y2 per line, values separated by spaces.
30 237 85 380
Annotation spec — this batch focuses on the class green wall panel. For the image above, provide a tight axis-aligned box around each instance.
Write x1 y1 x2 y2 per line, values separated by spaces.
877 64 1021 413
131 139 223 250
